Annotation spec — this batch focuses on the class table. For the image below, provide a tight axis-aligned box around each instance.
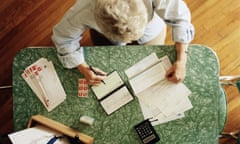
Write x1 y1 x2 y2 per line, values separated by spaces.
13 45 220 144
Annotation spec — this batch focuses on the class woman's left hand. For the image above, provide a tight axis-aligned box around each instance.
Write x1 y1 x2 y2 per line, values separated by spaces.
166 60 186 83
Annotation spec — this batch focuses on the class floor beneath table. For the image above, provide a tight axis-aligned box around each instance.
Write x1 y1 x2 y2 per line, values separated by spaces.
1 1 240 144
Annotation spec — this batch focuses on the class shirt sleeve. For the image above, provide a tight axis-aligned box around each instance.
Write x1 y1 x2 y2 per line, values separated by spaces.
51 15 86 69
153 0 195 43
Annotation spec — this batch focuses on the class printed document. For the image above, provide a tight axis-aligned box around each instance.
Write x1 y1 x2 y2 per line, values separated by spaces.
125 53 193 125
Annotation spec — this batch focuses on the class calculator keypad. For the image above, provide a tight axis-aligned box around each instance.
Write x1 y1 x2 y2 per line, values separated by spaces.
134 119 160 144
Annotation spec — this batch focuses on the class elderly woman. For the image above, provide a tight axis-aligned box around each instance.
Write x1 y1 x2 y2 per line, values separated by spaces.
52 0 194 85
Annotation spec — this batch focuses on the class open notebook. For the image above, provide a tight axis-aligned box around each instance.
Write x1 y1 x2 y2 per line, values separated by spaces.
91 71 133 115
125 53 193 125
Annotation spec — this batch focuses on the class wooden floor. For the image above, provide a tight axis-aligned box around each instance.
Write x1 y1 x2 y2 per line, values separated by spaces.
0 0 239 143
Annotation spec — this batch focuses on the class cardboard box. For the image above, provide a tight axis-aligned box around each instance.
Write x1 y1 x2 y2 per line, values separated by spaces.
27 114 94 144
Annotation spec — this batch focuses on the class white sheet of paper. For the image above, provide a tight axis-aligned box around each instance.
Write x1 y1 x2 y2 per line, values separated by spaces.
129 61 166 94
92 71 124 100
138 79 192 117
138 98 185 126
125 53 159 79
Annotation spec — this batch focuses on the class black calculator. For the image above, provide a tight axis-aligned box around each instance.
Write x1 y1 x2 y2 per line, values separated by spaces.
134 119 160 144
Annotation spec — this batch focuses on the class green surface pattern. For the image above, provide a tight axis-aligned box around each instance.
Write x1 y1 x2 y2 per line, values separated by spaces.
13 45 221 144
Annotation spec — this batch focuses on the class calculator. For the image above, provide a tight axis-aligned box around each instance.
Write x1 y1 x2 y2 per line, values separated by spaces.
134 119 160 144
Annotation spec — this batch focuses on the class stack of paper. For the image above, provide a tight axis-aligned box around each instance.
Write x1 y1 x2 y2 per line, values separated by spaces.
22 58 66 112
125 53 193 126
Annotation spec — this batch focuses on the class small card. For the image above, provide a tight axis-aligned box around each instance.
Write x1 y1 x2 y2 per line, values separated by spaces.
78 79 88 97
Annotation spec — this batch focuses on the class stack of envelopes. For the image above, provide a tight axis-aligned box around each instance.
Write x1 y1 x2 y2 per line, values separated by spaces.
22 58 66 112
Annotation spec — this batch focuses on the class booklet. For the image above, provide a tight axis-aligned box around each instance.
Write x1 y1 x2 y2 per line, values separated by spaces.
91 71 134 115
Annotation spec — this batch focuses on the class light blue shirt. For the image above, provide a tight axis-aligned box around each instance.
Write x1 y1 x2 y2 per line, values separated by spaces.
52 0 194 69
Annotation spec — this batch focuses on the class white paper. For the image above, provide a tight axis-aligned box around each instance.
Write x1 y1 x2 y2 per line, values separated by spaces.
125 53 159 79
100 86 133 115
138 80 192 117
92 71 124 100
8 125 69 144
129 61 166 94
125 53 193 125
138 98 185 126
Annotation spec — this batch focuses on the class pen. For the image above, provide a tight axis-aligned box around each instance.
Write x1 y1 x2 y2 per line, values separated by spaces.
89 66 106 84
148 117 158 122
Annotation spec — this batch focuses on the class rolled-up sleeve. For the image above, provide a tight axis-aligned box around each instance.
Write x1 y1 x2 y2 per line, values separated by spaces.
52 16 86 69
153 0 195 43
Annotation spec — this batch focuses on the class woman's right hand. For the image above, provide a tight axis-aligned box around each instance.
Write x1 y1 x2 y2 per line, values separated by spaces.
77 63 107 86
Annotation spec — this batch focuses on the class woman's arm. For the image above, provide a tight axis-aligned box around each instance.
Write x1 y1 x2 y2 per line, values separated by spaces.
166 42 188 82
153 0 194 82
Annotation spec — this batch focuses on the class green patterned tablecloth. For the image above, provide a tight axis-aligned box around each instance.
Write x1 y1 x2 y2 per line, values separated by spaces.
13 45 220 144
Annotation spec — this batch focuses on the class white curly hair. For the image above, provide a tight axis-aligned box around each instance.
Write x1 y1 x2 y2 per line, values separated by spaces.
94 0 148 43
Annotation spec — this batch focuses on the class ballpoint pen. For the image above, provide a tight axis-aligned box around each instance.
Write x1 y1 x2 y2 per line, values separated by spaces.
89 66 106 84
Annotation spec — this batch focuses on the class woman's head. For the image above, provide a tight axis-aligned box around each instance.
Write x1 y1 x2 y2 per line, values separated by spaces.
94 0 148 43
